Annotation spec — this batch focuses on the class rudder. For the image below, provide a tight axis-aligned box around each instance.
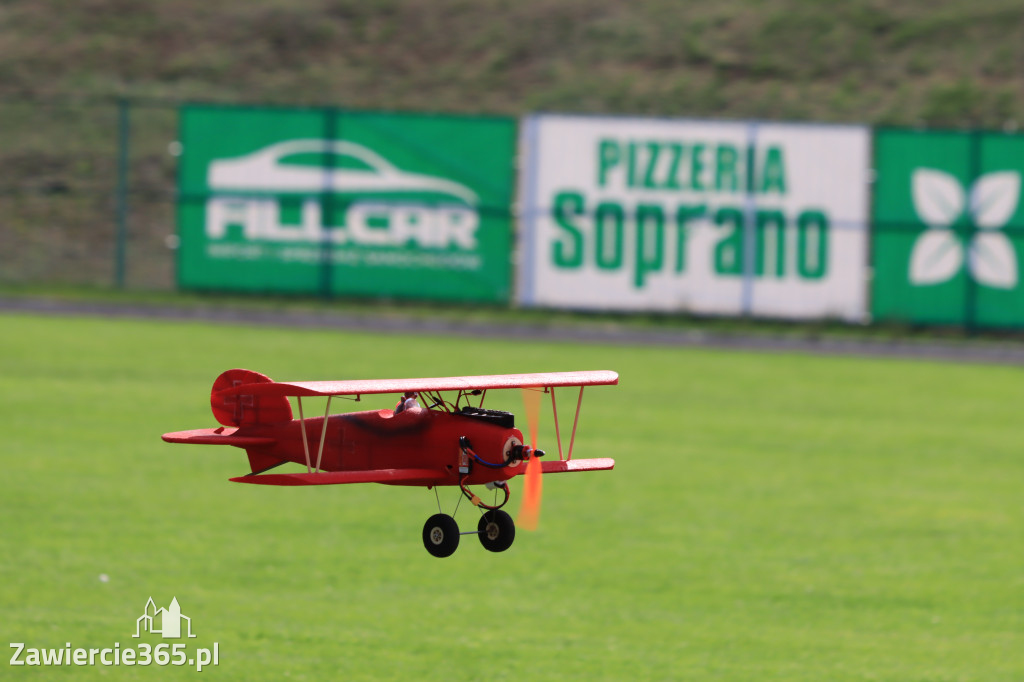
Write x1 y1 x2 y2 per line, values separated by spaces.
210 369 293 427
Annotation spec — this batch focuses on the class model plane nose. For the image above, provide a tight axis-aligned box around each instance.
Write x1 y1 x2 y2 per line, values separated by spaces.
508 444 545 461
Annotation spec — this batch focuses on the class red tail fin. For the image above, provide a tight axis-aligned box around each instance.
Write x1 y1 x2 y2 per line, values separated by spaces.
210 369 293 427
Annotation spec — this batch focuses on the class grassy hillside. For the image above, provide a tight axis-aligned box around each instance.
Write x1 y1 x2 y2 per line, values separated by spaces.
3 0 1024 290
3 0 1024 126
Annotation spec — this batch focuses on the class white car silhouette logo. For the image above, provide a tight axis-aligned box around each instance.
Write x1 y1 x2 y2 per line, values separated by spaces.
204 140 481 250
208 139 478 205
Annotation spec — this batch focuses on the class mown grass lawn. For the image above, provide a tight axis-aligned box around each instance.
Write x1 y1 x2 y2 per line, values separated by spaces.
1 313 1020 680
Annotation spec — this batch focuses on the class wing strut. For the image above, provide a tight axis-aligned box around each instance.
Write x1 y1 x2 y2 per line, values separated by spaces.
550 388 563 460
567 386 584 461
297 397 312 473
295 395 334 473
315 396 332 472
548 385 585 461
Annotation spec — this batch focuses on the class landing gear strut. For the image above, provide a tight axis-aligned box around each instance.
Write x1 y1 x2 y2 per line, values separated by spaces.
422 477 519 557
421 436 522 557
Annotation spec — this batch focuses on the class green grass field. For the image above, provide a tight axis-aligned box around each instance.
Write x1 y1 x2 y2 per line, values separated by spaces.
1 312 1021 680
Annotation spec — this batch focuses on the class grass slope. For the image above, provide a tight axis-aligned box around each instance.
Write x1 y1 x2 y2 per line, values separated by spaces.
1 313 1021 680
4 0 1024 126
6 0 1024 288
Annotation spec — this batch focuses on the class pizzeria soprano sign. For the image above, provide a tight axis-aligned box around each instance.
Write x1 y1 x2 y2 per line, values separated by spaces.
517 114 871 320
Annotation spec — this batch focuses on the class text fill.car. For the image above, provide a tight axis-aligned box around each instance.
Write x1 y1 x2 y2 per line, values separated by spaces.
204 139 482 249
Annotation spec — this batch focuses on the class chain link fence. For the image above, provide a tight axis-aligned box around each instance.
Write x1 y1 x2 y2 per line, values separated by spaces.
0 95 179 290
7 95 1024 332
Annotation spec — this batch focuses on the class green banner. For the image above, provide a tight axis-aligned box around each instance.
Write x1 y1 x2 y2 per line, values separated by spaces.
872 129 1024 327
177 105 516 302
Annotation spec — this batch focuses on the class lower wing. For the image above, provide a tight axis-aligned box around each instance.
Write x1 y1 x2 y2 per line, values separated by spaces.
230 460 614 486
230 468 445 486
541 458 615 473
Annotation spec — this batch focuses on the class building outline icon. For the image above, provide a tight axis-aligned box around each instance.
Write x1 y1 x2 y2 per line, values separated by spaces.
133 597 197 639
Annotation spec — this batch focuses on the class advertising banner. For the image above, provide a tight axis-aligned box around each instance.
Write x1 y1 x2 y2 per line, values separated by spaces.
517 114 871 320
178 106 516 302
872 129 1024 327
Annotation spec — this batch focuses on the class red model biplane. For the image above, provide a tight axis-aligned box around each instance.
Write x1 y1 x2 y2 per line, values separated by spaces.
163 368 618 557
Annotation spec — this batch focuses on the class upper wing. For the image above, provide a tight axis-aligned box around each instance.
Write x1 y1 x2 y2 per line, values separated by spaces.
214 370 618 399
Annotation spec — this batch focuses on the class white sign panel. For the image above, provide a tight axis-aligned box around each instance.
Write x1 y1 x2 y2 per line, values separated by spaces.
517 114 870 320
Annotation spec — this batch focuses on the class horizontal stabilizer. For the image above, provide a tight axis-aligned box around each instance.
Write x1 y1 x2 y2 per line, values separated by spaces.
162 428 276 448
230 468 444 486
541 458 615 474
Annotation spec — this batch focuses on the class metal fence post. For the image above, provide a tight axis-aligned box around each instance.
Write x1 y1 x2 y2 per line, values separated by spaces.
964 129 980 333
114 97 131 288
740 122 758 316
320 107 338 299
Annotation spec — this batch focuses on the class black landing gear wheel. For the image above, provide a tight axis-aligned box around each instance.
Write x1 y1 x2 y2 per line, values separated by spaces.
422 513 460 558
477 510 516 553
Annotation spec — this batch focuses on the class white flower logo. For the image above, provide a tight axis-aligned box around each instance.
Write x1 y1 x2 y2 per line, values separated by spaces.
909 168 1020 289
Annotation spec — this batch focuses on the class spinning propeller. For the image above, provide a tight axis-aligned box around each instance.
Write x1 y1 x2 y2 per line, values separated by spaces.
518 388 544 530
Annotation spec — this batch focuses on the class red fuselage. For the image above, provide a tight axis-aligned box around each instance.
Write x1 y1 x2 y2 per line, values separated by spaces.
238 406 526 486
